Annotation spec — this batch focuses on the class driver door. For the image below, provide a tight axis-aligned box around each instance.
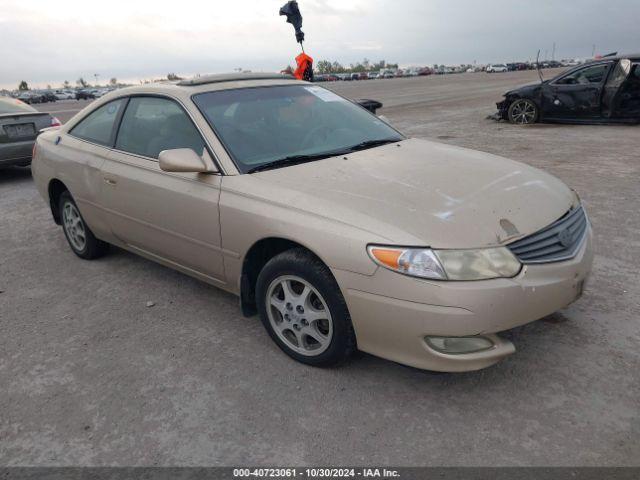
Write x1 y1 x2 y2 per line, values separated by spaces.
544 62 612 119
100 95 226 285
602 59 633 118
612 62 640 119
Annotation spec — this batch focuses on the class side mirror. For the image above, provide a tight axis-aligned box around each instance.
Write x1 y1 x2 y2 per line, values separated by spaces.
159 148 217 173
356 98 383 114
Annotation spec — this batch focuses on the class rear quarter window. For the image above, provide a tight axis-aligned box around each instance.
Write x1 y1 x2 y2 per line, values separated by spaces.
70 99 126 146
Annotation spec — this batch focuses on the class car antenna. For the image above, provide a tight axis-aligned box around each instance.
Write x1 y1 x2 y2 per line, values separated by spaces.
536 49 544 83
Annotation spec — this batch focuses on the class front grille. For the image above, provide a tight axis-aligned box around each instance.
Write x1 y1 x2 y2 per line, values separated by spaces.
507 205 588 264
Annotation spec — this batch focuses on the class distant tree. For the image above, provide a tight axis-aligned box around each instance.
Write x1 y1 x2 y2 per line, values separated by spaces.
76 77 88 88
351 61 367 72
316 60 333 74
63 80 71 89
331 61 344 73
167 73 183 81
109 77 117 86
315 58 397 75
18 80 29 91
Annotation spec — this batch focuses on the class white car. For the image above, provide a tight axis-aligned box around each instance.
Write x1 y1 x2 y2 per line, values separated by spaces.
487 64 508 73
54 91 74 100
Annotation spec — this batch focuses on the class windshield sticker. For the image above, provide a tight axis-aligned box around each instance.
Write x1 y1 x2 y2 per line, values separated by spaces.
304 86 346 102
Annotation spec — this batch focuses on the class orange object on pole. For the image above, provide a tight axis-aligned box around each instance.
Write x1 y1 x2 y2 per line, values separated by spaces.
294 52 314 81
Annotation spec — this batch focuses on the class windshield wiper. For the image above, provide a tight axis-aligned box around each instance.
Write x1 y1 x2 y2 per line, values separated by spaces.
344 138 402 152
246 138 402 174
247 151 342 173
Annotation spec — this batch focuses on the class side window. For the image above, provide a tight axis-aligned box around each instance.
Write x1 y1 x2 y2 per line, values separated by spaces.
556 64 610 85
115 97 205 159
70 99 125 146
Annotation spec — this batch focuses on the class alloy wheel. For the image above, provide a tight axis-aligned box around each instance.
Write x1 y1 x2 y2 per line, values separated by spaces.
510 99 537 124
62 202 87 252
266 275 333 356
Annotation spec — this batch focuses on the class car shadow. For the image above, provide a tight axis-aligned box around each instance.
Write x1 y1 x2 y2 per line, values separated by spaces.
0 166 32 185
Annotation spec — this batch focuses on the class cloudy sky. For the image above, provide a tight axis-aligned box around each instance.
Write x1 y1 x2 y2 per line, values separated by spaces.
0 0 638 89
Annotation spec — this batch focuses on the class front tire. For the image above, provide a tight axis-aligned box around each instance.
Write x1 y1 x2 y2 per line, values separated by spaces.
508 98 539 124
256 248 356 367
59 191 108 259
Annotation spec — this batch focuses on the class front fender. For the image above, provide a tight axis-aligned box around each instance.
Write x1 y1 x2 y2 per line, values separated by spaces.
219 179 385 293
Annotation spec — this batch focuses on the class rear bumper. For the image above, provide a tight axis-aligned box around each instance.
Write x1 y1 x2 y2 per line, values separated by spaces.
0 141 34 166
332 228 593 372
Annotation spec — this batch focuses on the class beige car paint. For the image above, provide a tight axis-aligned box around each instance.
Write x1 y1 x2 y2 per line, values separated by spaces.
31 76 593 372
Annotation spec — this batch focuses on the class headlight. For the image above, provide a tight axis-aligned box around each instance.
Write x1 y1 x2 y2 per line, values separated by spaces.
367 246 521 281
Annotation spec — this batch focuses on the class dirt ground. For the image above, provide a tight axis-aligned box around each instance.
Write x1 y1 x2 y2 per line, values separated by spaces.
1 70 638 466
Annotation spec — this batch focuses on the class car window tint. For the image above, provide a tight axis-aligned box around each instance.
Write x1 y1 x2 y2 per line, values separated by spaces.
115 97 205 159
70 99 125 146
557 64 609 85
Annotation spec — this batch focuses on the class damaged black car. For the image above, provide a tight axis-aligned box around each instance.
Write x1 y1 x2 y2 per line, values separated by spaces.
496 54 640 124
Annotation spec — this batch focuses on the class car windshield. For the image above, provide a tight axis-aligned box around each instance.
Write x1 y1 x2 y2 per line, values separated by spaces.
193 85 403 173
0 97 36 114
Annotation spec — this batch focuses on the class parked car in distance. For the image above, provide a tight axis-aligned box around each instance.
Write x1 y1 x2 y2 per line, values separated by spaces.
31 73 593 372
17 91 44 104
39 91 58 103
1 96 61 167
54 90 75 100
487 64 508 73
367 72 379 79
541 60 564 69
497 53 640 124
75 89 96 100
94 89 112 98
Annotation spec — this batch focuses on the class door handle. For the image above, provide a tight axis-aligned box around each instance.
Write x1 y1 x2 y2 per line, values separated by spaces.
104 177 117 186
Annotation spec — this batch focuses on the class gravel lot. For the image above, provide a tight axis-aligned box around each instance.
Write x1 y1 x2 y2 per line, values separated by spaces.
1 70 639 466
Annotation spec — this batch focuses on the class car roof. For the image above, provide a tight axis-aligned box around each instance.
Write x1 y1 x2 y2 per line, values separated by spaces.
592 53 640 62
102 72 308 100
176 72 296 86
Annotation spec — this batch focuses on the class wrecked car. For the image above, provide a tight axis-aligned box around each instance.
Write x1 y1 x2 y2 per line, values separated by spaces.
496 53 640 124
31 73 592 372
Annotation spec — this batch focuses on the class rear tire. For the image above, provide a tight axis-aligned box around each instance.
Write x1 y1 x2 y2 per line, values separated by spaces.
59 191 109 259
256 248 356 367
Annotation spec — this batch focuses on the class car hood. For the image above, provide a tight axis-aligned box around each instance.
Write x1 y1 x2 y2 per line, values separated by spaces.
505 81 546 96
245 138 575 248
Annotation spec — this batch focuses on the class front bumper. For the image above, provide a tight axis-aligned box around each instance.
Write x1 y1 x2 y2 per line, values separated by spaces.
495 98 510 120
332 229 593 372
